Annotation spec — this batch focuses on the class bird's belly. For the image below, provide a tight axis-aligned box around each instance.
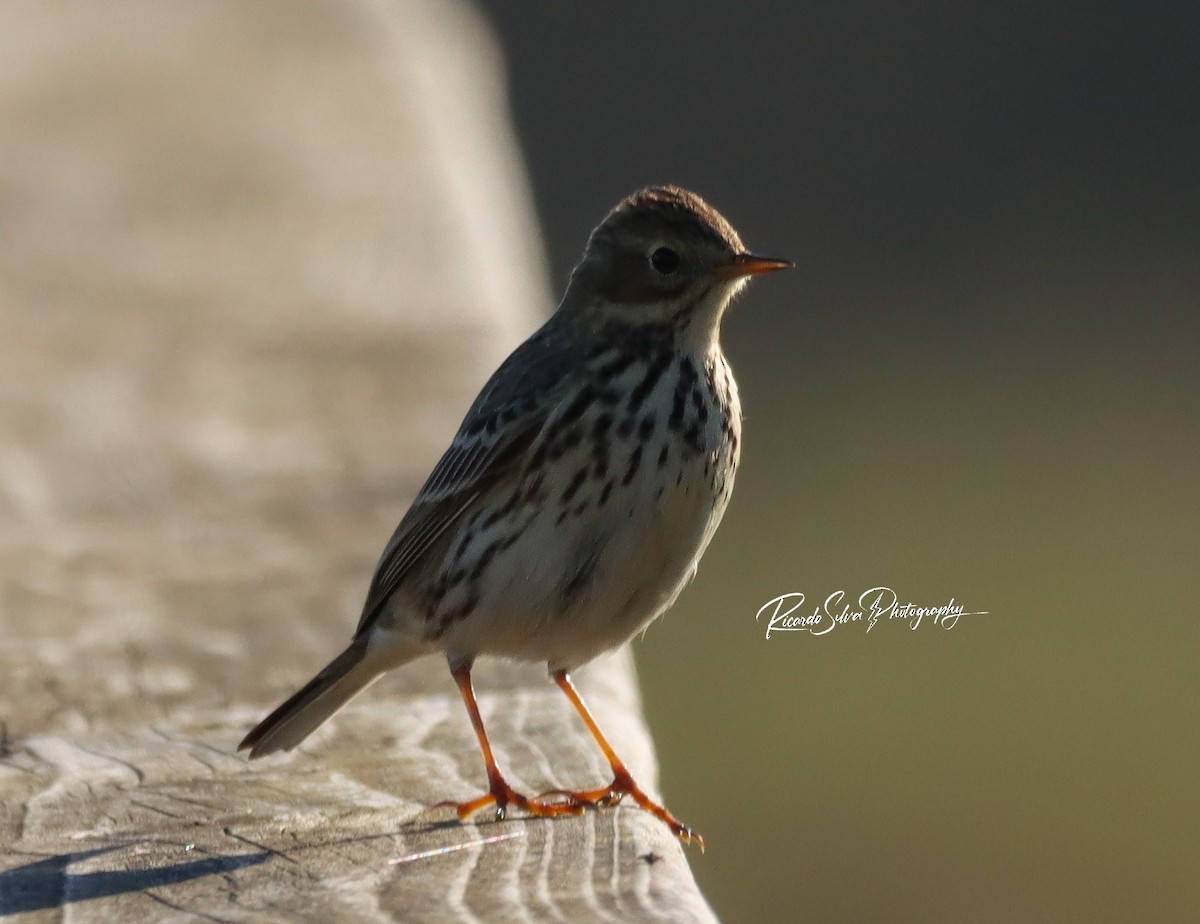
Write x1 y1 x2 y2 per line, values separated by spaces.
440 443 734 671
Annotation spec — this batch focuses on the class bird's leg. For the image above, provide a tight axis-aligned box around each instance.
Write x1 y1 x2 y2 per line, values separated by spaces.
540 669 704 849
436 662 586 822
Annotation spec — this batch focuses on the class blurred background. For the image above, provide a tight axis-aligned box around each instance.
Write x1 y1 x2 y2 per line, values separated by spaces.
479 2 1199 921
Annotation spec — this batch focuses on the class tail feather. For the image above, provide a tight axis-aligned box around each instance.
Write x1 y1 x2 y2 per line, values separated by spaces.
239 638 385 758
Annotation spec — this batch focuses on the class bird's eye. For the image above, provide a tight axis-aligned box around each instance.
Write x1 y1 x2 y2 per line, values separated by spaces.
649 246 681 275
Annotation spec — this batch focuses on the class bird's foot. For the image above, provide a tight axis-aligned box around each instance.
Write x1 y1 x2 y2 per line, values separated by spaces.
435 776 588 823
539 767 704 850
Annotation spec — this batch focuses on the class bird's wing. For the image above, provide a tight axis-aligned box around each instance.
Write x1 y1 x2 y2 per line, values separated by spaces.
354 324 574 635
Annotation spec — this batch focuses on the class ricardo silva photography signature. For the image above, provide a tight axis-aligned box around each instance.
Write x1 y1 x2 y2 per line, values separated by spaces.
756 588 989 638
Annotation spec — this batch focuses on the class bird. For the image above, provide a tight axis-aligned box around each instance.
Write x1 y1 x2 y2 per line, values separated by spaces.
238 185 790 849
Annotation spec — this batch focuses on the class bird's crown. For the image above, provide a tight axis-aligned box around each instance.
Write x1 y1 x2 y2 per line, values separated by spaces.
588 185 745 258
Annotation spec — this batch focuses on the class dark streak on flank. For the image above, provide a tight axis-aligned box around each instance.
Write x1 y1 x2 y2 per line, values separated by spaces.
559 535 608 607
561 464 589 503
622 444 643 486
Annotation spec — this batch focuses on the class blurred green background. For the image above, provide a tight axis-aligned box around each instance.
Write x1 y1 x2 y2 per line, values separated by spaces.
481 3 1198 921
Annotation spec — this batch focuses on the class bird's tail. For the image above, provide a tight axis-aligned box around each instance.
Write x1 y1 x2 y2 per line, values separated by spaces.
238 637 401 758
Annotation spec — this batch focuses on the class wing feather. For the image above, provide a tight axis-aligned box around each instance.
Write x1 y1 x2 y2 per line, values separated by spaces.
354 323 575 633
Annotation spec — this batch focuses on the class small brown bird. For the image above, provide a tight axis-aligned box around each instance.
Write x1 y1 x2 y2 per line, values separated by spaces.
239 185 790 848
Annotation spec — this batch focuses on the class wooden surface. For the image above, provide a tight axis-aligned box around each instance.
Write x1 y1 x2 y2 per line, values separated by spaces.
0 2 717 921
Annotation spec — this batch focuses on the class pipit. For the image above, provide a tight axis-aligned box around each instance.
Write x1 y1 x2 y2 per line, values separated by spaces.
239 185 790 848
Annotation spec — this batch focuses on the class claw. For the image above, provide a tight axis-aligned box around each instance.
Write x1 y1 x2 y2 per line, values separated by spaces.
535 788 599 810
533 770 702 849
436 779 588 823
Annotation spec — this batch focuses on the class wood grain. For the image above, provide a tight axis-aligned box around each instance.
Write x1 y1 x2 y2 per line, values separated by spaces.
0 2 716 920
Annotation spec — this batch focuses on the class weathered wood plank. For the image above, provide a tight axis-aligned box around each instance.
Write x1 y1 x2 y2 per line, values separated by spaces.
1 655 710 923
0 2 716 921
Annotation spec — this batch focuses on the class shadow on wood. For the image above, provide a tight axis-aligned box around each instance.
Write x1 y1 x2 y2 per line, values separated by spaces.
0 845 270 916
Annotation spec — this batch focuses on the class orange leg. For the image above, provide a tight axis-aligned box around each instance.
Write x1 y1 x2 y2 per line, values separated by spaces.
436 662 585 822
541 670 704 850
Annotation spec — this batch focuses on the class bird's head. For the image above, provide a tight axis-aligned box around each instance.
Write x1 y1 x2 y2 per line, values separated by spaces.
561 185 790 342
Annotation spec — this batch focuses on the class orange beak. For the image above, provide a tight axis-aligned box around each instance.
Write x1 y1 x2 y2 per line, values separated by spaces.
715 252 794 279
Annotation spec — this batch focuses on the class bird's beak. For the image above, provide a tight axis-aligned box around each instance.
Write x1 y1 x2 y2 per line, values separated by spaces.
715 252 794 279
